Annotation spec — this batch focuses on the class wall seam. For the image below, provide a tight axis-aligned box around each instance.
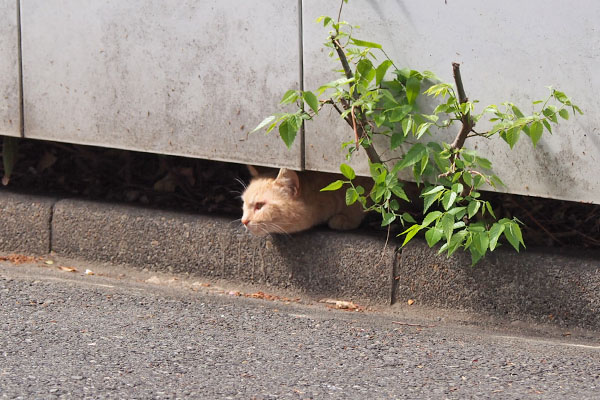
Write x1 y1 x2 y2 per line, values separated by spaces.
298 0 305 170
15 0 24 138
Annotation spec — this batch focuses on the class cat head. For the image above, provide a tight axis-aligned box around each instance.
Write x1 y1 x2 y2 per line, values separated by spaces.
241 166 303 236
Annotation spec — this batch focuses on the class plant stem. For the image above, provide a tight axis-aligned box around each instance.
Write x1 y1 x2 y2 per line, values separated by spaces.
331 36 382 164
449 62 474 151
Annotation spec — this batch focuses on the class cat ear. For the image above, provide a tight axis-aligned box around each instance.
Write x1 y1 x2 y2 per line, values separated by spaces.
247 165 260 177
275 168 300 197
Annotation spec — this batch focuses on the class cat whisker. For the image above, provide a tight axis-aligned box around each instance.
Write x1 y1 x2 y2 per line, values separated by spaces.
228 218 243 228
235 177 248 190
265 223 293 239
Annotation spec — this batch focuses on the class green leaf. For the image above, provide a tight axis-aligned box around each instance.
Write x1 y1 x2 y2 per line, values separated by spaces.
489 222 505 251
302 91 319 114
396 144 427 170
485 201 496 219
280 89 298 105
387 105 412 123
511 104 525 118
553 90 569 103
447 206 466 217
470 247 485 265
415 122 432 139
278 119 298 148
542 119 552 134
490 175 505 188
422 211 442 228
406 77 421 105
475 156 492 170
441 213 454 242
543 106 558 123
382 212 397 227
374 113 386 127
504 127 520 149
390 133 405 150
425 227 443 247
401 118 413 136
345 187 359 205
402 212 417 223
529 121 543 147
442 191 457 210
423 192 441 214
503 223 521 252
375 60 393 86
391 184 410 202
400 224 421 246
317 77 355 94
472 231 489 256
340 163 356 180
251 115 277 133
320 180 344 191
467 201 480 219
462 171 473 188
350 37 382 49
447 230 468 256
422 185 445 196
356 59 375 83
558 108 569 120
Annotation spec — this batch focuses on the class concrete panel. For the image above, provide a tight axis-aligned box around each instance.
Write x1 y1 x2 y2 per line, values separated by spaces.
21 0 301 168
303 0 600 204
0 0 20 137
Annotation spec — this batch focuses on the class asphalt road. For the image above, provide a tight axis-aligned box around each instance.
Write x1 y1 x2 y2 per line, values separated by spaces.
1 260 599 399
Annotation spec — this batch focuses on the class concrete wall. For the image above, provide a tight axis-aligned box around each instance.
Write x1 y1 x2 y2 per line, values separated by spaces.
303 0 600 204
4 1 600 203
0 0 20 137
20 0 302 169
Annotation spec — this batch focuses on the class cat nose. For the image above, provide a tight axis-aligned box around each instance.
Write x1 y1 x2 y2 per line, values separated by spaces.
241 218 249 226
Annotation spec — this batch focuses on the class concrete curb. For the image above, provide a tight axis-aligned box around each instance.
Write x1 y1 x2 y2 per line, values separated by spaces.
2 190 599 329
51 198 393 304
397 241 600 329
0 192 56 255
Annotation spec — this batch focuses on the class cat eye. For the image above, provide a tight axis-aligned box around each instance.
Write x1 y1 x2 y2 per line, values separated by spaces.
254 202 265 211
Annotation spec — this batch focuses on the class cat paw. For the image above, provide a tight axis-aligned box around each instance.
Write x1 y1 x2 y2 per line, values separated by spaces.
327 214 361 231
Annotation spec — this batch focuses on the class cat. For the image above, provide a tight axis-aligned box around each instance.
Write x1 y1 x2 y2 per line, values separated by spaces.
241 166 371 236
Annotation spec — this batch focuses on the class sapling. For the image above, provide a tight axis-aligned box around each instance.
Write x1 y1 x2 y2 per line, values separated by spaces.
253 0 581 264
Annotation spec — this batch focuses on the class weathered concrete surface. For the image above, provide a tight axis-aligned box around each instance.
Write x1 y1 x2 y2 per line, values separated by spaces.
21 0 301 168
303 0 600 205
0 191 55 254
51 199 393 304
397 240 600 330
0 0 20 137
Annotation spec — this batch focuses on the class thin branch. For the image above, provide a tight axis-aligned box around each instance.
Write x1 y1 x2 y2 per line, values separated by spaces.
449 62 474 151
452 62 468 104
329 100 353 127
337 0 344 24
332 38 354 84
351 106 359 149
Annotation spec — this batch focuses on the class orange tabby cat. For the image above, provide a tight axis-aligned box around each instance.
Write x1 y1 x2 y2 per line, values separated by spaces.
241 166 370 236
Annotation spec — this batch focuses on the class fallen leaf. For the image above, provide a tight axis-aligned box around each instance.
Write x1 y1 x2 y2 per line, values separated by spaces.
145 276 161 284
0 254 41 264
85 269 94 275
58 266 78 272
320 298 359 310
45 260 54 265
407 299 415 305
